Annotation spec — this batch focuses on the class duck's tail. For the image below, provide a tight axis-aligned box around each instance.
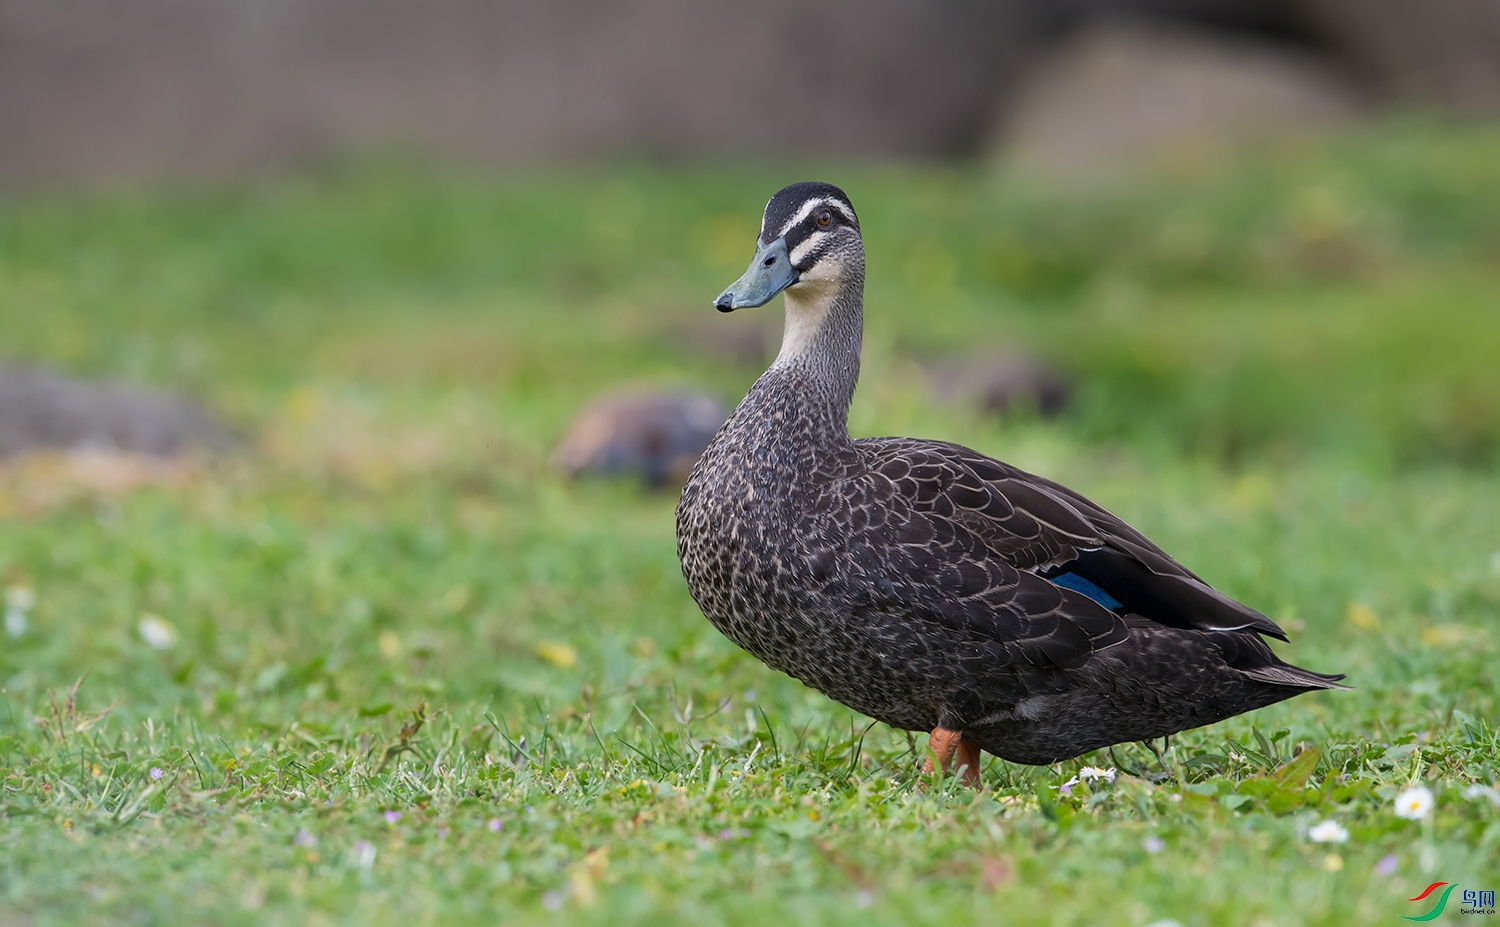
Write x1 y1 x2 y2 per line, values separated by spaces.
1241 663 1351 690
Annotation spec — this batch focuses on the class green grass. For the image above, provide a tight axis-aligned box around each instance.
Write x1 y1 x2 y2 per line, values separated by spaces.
2 121 1499 925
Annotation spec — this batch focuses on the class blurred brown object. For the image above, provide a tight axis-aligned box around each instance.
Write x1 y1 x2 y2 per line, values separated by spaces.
554 390 726 489
1002 18 1368 177
672 317 777 368
0 451 201 516
924 352 1074 418
0 364 233 458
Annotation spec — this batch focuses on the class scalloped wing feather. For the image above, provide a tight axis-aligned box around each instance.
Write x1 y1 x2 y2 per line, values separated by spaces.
857 436 1289 641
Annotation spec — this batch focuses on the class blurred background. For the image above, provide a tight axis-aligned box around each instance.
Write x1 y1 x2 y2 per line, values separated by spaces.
2 0 1499 466
1 0 1498 737
3 0 1500 185
2 7 1499 920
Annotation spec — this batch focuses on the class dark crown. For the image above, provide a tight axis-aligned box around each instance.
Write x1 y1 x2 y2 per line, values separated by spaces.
759 182 859 244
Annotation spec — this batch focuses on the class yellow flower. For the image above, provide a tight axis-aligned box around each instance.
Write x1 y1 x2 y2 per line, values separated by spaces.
536 641 578 669
377 631 401 658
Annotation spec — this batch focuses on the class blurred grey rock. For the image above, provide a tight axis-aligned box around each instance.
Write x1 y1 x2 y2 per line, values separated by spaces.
925 353 1073 418
0 364 232 458
554 390 725 489
1301 0 1500 115
1001 18 1369 178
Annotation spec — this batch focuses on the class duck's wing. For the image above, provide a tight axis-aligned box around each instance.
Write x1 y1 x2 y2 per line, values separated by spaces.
857 437 1290 643
823 466 1134 679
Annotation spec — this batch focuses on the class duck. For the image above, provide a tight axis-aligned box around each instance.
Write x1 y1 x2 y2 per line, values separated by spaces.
675 182 1345 785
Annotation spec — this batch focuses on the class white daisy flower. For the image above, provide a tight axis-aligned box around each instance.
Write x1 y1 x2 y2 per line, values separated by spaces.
1078 766 1117 783
1462 784 1500 806
1393 785 1434 820
1308 819 1349 843
5 586 34 639
138 614 178 649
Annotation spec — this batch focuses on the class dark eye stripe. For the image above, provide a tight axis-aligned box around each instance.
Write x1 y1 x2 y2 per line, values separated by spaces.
769 196 857 240
758 183 859 243
789 230 834 266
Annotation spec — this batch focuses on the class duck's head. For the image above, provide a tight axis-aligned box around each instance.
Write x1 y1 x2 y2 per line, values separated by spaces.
714 182 862 313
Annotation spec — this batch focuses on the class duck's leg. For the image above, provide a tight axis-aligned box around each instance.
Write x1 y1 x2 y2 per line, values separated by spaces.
922 727 961 776
955 738 983 787
922 727 983 787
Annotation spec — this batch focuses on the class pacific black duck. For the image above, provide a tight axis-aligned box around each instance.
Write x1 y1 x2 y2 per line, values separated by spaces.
675 182 1345 785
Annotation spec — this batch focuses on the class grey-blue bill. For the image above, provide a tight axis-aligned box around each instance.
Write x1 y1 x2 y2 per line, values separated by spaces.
714 237 798 312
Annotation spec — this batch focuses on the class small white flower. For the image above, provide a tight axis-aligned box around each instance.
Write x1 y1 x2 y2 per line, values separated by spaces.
1308 819 1349 843
1142 835 1166 854
5 587 34 639
1462 784 1500 806
353 839 376 873
1059 765 1118 794
1393 785 1434 820
138 614 178 649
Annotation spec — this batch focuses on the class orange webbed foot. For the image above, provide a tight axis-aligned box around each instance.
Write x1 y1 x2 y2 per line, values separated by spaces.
922 727 983 788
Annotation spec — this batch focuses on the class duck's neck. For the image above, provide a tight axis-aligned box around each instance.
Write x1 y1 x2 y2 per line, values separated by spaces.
747 270 864 449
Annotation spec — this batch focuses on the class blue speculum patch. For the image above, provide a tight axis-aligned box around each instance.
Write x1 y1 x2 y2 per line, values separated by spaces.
1050 572 1124 611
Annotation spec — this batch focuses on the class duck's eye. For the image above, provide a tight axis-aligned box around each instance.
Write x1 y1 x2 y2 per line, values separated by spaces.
817 211 832 227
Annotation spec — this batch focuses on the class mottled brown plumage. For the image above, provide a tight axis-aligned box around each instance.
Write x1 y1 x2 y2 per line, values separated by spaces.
676 182 1344 774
